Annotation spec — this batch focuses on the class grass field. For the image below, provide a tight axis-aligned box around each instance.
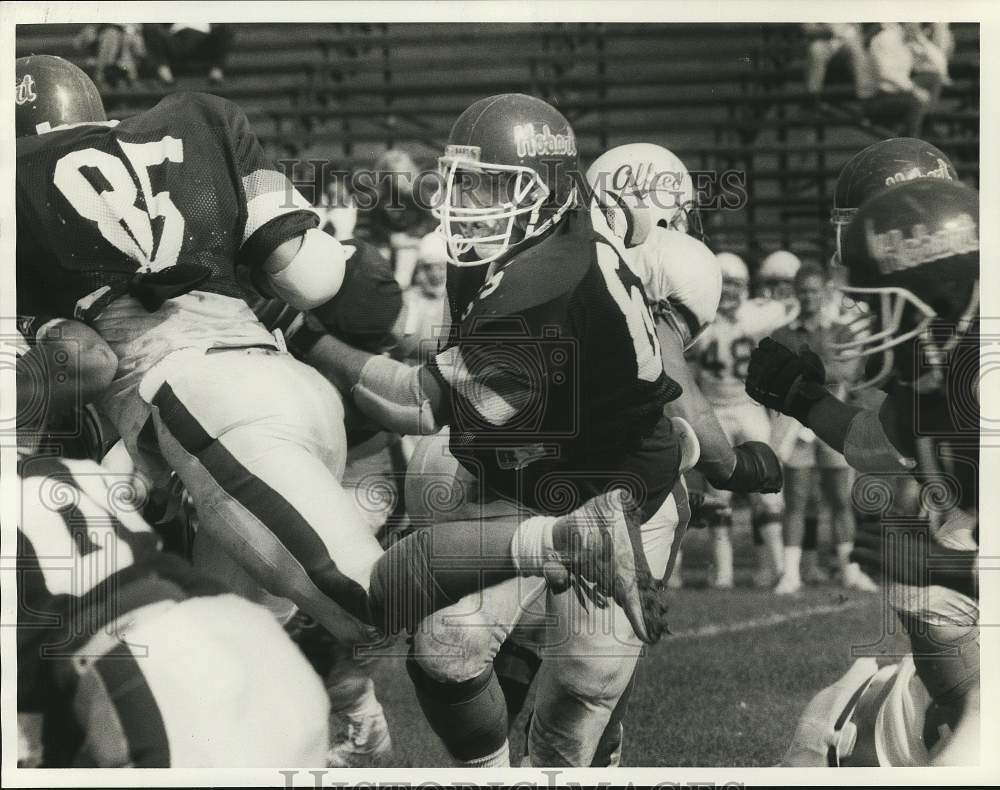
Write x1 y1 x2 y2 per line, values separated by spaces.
363 522 895 767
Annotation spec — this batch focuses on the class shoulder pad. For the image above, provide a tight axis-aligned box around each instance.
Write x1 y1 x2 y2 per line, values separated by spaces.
461 229 591 323
629 227 721 347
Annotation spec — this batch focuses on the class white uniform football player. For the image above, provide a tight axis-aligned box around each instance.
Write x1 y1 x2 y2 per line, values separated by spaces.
755 249 802 300
690 252 797 588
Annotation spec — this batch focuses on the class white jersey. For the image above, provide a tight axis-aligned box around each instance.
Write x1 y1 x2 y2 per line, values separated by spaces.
626 226 721 350
693 297 798 407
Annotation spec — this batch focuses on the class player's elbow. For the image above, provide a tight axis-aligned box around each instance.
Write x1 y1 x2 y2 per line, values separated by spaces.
262 228 346 310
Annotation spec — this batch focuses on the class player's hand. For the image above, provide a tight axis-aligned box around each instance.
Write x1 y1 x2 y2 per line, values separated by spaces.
745 337 828 423
710 441 783 494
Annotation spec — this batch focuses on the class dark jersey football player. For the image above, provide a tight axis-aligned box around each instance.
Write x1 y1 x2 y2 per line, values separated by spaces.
16 56 630 669
747 177 979 766
307 93 714 766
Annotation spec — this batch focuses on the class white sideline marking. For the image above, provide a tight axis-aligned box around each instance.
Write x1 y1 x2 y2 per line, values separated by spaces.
671 598 874 640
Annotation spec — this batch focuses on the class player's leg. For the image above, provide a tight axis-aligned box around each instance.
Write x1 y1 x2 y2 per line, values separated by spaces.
800 477 828 584
144 350 383 643
777 461 814 594
742 404 784 587
821 462 876 591
407 575 549 768
526 478 689 766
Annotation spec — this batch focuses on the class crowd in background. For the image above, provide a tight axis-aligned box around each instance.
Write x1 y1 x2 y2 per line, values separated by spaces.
803 22 953 135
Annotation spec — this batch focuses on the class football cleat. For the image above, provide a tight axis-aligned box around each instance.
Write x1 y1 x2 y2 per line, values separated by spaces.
326 703 393 768
774 573 803 595
841 563 879 593
549 488 668 645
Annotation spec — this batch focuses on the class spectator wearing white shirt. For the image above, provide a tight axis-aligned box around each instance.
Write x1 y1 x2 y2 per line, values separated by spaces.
864 23 938 135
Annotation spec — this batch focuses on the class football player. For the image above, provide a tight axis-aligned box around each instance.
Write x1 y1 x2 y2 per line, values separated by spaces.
586 144 786 592
15 454 331 767
747 178 979 766
304 94 698 767
13 318 329 767
755 249 802 300
689 251 796 588
16 56 628 741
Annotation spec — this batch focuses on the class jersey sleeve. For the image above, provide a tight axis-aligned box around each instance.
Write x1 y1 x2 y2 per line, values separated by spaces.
428 315 550 430
207 95 318 269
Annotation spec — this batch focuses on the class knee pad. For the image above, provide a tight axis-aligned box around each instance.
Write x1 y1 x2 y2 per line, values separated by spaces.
412 608 501 685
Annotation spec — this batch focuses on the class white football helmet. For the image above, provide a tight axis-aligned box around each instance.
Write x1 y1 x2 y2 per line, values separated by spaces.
716 251 749 315
757 250 802 299
586 143 701 248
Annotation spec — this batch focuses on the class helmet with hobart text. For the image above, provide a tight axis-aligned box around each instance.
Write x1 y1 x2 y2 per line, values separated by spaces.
832 178 979 390
756 250 801 300
716 251 749 316
831 138 957 266
585 142 704 248
16 55 106 138
436 93 578 267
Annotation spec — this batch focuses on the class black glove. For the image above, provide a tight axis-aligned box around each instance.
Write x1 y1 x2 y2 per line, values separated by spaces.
710 441 784 494
745 337 829 423
852 516 978 599
128 264 212 312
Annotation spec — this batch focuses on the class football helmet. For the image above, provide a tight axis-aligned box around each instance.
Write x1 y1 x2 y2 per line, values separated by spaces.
831 138 957 265
585 143 703 248
436 93 578 267
757 250 801 299
831 178 979 390
717 251 749 315
16 54 106 138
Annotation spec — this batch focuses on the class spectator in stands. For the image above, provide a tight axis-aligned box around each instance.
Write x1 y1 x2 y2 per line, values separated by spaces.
314 164 360 242
144 23 234 84
769 264 878 595
392 230 448 367
802 23 873 98
908 23 953 109
364 149 438 288
74 24 147 89
863 23 940 136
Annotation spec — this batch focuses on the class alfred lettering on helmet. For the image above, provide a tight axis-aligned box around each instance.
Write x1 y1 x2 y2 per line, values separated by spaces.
15 74 37 105
513 123 577 158
865 213 979 274
883 158 955 188
609 162 684 195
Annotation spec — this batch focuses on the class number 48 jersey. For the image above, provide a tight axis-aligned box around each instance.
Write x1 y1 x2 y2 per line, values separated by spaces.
16 91 317 321
692 297 799 408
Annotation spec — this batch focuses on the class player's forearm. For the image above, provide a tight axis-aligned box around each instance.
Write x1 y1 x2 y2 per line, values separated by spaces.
305 333 446 435
800 391 860 455
658 323 736 480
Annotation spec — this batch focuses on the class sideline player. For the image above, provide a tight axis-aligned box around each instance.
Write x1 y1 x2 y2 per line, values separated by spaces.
748 178 979 766
689 252 796 588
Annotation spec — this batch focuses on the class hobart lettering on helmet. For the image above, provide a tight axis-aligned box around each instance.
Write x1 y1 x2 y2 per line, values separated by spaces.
864 213 979 275
883 157 955 188
15 74 37 105
513 123 577 158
